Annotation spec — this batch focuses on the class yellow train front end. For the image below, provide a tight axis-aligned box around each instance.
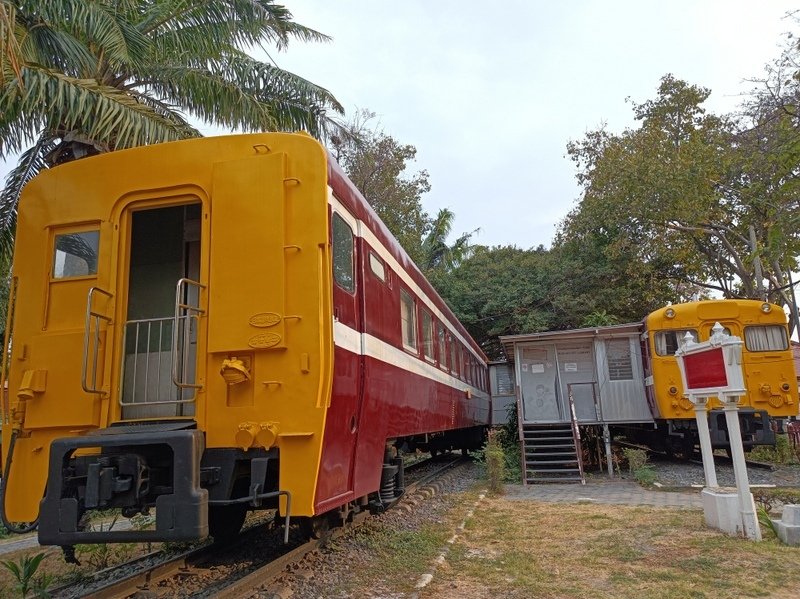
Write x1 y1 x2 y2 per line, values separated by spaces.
645 299 798 450
1 134 334 547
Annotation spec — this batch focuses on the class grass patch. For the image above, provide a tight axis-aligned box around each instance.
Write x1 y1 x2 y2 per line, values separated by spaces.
418 498 800 599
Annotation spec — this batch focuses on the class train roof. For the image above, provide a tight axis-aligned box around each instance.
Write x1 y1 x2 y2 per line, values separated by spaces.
326 150 488 363
499 322 642 363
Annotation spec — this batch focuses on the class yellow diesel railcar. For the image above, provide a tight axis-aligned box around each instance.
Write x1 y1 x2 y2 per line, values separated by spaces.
642 299 798 454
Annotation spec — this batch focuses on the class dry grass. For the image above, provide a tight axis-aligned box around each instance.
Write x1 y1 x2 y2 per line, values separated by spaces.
423 499 800 599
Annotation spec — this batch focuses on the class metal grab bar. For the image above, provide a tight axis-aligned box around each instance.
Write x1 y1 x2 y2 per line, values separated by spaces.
172 278 205 390
82 287 113 395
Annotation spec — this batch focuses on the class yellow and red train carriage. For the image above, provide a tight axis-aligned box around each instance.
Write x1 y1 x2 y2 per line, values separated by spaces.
0 133 490 547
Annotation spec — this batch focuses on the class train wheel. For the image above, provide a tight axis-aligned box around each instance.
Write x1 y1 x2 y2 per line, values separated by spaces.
208 504 247 543
301 513 333 539
665 437 694 461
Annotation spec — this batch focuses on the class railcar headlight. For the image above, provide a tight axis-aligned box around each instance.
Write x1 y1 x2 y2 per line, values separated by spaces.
665 308 676 319
668 386 678 396
761 302 772 313
782 383 791 392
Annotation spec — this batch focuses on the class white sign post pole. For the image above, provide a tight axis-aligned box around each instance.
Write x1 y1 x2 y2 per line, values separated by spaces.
720 394 762 540
689 394 718 488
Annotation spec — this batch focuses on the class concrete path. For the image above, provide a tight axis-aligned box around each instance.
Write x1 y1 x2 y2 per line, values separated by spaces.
505 478 703 509
0 518 134 556
0 532 44 556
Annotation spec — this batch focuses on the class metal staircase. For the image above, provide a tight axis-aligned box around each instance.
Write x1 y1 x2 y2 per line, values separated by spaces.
521 424 584 483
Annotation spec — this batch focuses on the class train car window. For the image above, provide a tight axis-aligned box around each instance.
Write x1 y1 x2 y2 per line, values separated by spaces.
449 336 457 375
400 289 417 352
421 310 435 362
606 339 634 380
332 213 355 292
368 251 385 282
744 325 788 352
53 230 100 279
438 324 447 370
654 329 697 356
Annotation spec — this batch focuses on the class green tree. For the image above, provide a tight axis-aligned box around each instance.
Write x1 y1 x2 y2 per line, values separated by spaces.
0 0 343 255
437 245 556 358
563 73 799 328
331 110 431 265
421 207 477 276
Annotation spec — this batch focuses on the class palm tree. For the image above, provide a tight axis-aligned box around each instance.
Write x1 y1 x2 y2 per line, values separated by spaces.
0 0 343 254
421 208 477 273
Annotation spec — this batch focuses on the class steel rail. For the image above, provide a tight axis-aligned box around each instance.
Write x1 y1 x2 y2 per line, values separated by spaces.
55 455 466 599
214 454 467 599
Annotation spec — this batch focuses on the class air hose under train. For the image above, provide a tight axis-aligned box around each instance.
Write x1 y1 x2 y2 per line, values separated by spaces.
0 429 39 533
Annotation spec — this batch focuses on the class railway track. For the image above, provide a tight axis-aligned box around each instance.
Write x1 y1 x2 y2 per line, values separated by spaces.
614 439 774 471
54 454 467 599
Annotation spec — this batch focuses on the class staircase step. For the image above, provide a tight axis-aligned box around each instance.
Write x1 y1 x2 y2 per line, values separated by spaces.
524 451 577 458
526 467 582 474
525 458 578 468
526 477 584 483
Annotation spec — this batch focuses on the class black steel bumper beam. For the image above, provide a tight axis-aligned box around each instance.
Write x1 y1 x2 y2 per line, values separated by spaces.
39 429 207 546
708 408 775 448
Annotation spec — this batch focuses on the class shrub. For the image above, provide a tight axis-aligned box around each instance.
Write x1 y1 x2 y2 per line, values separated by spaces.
748 435 797 465
484 429 506 494
0 552 51 598
633 466 657 486
622 447 648 472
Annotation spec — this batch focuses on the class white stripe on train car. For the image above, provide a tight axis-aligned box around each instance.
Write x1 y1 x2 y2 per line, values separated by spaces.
329 190 484 365
333 319 489 401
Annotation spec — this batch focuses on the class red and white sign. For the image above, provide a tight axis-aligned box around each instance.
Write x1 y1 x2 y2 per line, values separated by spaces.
674 323 745 398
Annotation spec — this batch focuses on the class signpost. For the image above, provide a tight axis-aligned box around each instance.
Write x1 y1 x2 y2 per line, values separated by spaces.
674 323 761 541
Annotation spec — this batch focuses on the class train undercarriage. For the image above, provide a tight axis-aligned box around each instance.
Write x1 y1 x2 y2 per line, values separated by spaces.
36 421 486 551
613 408 778 459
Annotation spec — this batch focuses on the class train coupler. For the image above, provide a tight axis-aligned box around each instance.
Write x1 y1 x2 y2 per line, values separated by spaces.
39 425 208 546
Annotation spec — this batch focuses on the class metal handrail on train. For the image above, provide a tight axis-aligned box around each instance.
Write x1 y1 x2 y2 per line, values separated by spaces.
566 383 587 485
82 287 113 395
172 278 205 390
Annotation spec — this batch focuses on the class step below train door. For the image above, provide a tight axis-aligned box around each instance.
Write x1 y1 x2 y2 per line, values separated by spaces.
119 201 204 420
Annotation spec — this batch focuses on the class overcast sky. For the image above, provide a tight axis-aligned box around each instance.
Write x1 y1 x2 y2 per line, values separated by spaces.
248 0 797 249
3 2 796 251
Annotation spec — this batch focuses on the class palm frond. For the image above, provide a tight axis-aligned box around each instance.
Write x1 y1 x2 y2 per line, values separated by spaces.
2 64 196 154
140 60 345 139
141 0 330 49
21 0 141 67
0 134 57 258
0 2 22 85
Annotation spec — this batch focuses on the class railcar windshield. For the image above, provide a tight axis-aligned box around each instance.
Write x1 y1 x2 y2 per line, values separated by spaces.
653 329 697 356
744 325 788 352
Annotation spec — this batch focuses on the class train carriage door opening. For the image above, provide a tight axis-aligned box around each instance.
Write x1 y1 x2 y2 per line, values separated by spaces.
518 345 561 423
121 203 202 420
556 341 598 422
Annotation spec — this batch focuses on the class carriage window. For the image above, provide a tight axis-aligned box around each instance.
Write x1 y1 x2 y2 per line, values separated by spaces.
421 310 435 362
332 213 354 292
606 339 634 381
400 289 417 352
438 324 447 370
53 230 100 279
369 252 385 282
654 329 697 356
744 325 788 352
449 336 457 374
